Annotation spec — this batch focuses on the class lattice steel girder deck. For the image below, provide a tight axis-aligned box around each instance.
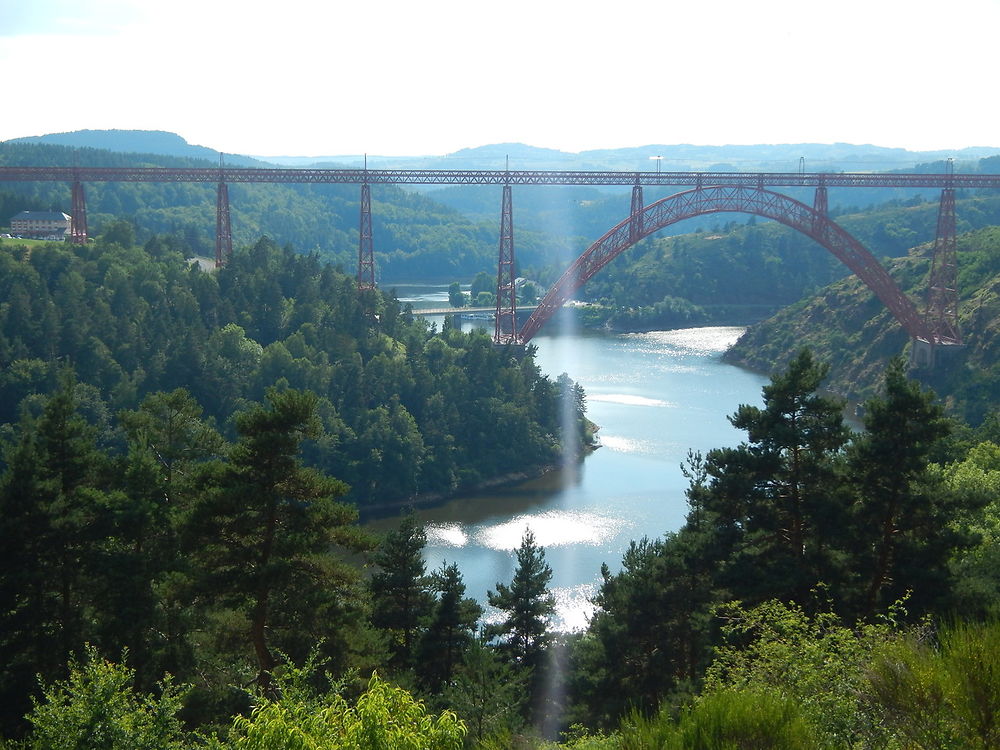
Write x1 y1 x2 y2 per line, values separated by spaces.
2 166 999 188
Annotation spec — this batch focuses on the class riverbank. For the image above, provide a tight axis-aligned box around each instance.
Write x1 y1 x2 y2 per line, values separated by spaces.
358 427 601 522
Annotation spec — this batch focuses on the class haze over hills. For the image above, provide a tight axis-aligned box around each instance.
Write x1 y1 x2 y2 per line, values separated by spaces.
8 129 1000 173
256 141 1000 172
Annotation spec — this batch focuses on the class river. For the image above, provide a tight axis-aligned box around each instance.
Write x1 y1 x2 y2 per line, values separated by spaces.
380 284 770 631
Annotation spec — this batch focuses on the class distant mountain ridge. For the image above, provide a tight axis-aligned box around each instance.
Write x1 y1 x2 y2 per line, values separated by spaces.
4 130 262 167
6 129 1000 174
256 141 1000 173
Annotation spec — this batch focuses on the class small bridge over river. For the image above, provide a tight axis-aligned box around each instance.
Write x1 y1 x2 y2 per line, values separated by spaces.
4 164 996 364
410 307 496 317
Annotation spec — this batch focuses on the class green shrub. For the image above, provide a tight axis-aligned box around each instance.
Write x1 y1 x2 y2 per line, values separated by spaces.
22 646 188 750
669 689 818 750
226 672 466 750
864 620 1000 750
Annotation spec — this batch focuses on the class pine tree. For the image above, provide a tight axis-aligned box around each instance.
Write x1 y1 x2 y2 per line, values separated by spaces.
849 358 958 616
369 513 434 672
0 372 110 736
699 349 852 604
443 639 527 744
486 528 555 667
185 388 365 693
417 561 482 691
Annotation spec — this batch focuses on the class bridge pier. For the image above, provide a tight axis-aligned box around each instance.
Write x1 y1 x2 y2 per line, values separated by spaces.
924 187 961 346
70 180 88 244
494 182 519 345
912 187 964 368
358 182 376 290
813 183 830 231
215 181 232 267
629 183 644 241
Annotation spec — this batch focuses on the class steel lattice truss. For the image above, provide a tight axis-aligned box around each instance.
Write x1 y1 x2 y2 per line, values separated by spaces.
518 185 933 343
215 182 232 267
1 166 999 188
494 185 518 344
357 183 375 290
925 189 961 345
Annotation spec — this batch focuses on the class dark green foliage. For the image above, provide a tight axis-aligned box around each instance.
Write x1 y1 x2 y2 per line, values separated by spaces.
486 529 555 669
707 350 853 605
568 350 979 731
448 281 468 308
470 270 495 299
0 373 112 733
572 532 714 727
0 227 589 739
0 234 585 507
417 562 483 692
442 639 528 744
849 359 963 616
184 388 365 693
369 513 434 672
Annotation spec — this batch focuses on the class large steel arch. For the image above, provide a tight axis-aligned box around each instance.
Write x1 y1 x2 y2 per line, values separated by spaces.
518 185 933 343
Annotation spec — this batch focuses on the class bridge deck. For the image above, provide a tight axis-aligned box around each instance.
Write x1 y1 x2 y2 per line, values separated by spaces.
409 306 496 316
1 166 998 189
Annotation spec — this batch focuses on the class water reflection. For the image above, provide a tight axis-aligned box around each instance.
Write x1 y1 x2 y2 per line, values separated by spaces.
426 510 630 552
632 326 747 355
475 510 630 551
598 434 655 455
425 523 469 548
589 393 674 408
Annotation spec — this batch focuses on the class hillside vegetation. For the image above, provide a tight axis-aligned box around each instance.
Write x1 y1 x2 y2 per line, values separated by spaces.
0 231 589 509
725 225 1000 424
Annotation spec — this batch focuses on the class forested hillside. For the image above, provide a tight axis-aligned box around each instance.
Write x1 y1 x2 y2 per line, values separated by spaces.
4 339 1000 748
0 230 589 508
725 225 1000 424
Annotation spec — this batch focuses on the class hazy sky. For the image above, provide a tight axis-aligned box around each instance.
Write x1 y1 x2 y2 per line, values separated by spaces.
2 0 999 157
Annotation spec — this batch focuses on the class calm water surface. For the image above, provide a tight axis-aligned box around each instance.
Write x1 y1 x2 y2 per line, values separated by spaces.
380 286 770 630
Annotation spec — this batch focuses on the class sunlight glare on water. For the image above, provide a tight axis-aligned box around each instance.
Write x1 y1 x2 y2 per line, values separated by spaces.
551 583 600 632
424 523 469 548
477 510 630 551
598 434 654 455
631 326 746 356
588 393 674 408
